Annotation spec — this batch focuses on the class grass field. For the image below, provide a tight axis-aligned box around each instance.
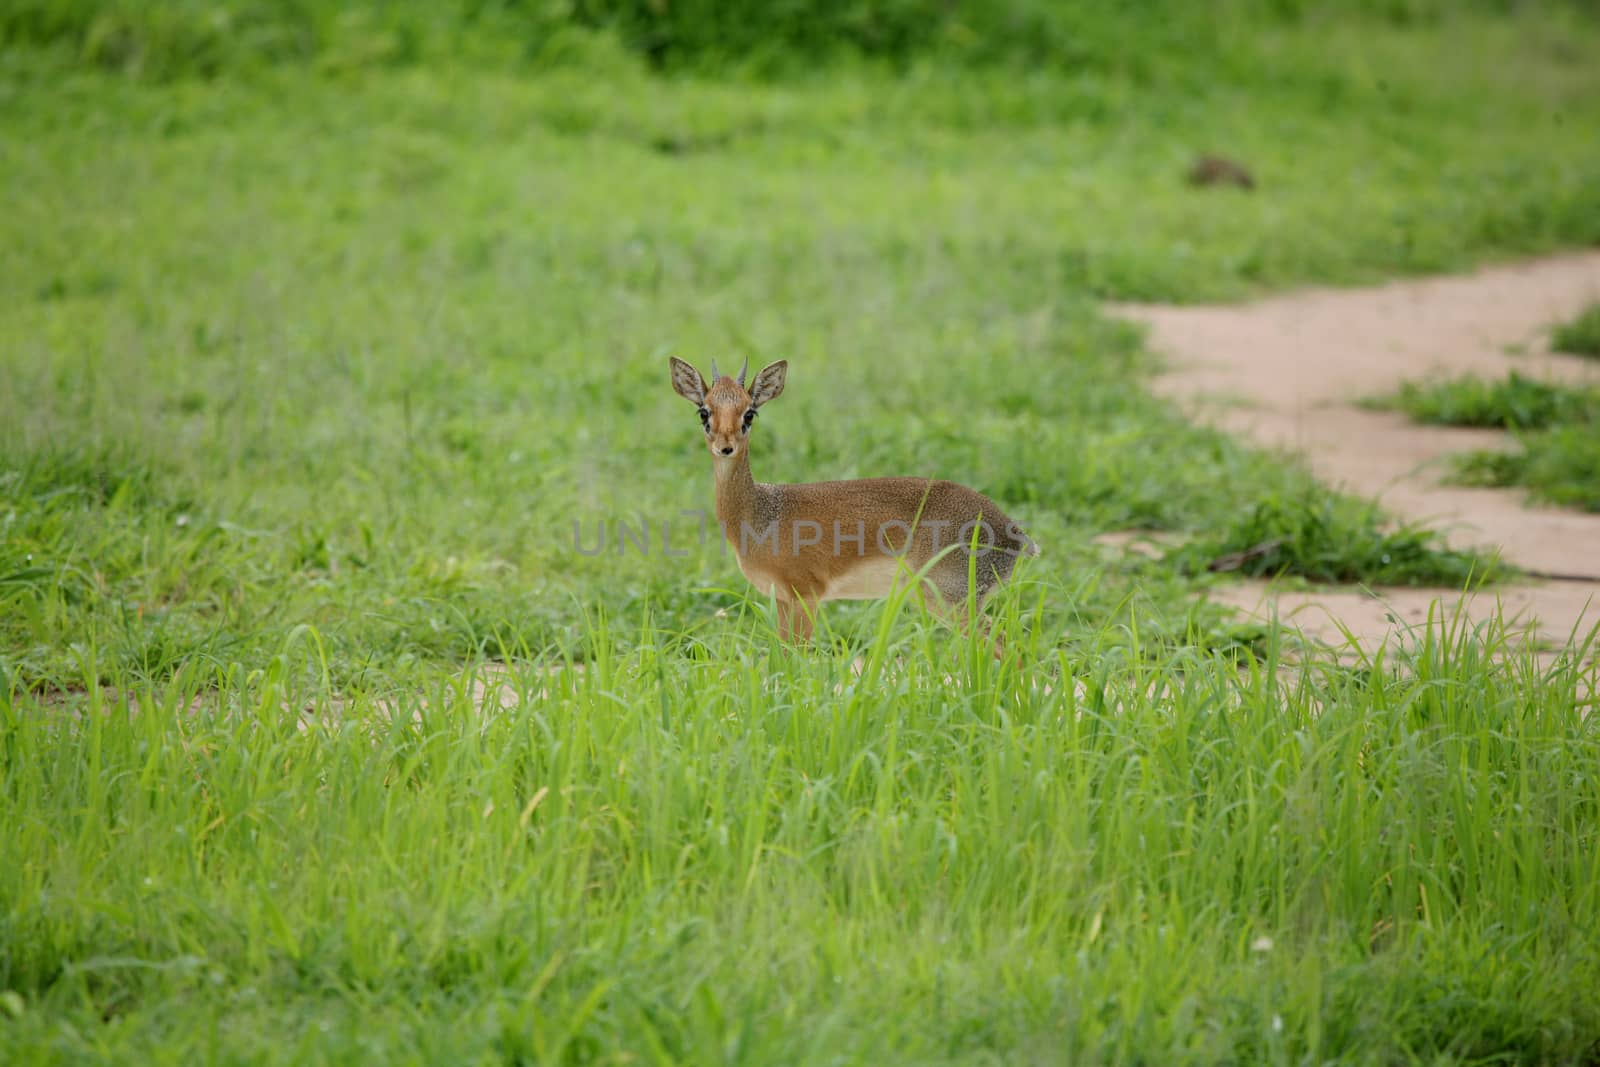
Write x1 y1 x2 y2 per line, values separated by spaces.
5 5 1600 1063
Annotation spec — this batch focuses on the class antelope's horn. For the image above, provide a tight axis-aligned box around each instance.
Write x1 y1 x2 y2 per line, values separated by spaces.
711 358 721 381
737 357 749 387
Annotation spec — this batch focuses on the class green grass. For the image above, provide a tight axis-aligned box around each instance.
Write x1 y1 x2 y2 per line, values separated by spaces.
1166 491 1511 586
1453 427 1600 512
4 613 1600 1064
1372 371 1600 430
1373 373 1600 512
1552 301 1600 358
6 7 1600 1063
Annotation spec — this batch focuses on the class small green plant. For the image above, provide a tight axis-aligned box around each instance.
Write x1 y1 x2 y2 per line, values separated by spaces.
1373 373 1600 512
1169 491 1508 585
1552 301 1600 358
1452 426 1600 512
1373 372 1599 429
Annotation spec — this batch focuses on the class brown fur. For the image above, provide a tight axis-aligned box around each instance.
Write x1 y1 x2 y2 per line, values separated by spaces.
669 357 1038 642
1187 154 1256 190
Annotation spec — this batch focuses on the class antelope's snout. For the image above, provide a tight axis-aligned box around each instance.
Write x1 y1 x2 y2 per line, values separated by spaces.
703 378 753 459
706 405 746 458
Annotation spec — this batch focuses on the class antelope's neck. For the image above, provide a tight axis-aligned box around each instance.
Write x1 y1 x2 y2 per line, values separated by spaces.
713 452 759 545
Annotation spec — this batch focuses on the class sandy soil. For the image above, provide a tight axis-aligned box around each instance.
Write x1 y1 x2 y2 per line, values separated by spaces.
1112 251 1600 652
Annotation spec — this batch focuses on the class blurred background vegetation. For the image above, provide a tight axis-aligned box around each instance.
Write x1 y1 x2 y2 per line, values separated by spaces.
6 0 1594 80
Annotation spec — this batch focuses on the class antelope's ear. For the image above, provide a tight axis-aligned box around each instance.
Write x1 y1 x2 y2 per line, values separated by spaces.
748 360 787 408
669 357 708 405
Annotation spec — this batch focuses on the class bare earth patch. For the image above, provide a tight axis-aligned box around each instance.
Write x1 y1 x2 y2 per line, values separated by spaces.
1113 251 1600 651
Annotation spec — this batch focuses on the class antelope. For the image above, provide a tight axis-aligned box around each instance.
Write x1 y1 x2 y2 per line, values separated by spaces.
669 356 1039 643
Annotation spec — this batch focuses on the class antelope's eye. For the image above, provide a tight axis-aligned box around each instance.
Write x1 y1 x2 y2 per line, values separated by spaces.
697 406 710 422
742 409 756 428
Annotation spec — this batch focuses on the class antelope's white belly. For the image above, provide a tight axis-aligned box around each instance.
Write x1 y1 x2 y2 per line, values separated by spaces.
736 558 782 598
821 555 911 602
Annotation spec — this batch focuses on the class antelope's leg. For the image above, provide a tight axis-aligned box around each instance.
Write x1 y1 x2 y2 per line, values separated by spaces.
776 595 819 644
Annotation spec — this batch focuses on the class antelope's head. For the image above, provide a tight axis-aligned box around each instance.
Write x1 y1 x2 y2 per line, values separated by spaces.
668 356 787 461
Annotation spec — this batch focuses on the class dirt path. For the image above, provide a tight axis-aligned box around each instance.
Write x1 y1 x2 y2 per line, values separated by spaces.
1112 251 1600 650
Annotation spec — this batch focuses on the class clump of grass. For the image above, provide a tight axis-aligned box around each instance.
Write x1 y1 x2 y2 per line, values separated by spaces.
1453 427 1600 512
1375 371 1600 430
1372 373 1600 512
1170 491 1507 585
1552 301 1600 358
